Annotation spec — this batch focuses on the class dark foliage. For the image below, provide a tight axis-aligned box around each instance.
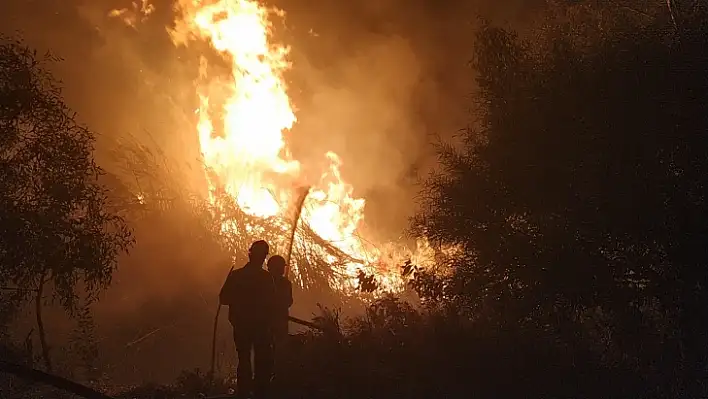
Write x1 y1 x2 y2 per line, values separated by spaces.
413 1 708 397
114 298 642 399
0 36 134 308
0 36 133 371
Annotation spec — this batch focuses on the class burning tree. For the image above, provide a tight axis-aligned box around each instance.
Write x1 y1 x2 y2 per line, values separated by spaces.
107 132 363 306
103 0 444 309
111 137 390 305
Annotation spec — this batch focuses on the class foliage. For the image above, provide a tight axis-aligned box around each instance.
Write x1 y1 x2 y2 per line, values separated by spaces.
412 1 708 396
0 36 134 313
112 298 643 399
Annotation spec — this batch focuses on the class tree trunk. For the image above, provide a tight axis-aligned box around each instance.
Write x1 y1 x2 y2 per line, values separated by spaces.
35 273 52 372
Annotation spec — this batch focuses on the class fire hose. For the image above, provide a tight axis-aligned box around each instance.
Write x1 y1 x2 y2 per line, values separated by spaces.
1 188 318 398
208 186 318 381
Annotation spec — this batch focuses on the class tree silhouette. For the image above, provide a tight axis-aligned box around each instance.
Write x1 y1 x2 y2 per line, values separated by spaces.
0 37 134 372
413 2 708 394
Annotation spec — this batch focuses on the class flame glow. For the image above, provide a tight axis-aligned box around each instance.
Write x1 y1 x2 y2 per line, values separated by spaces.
109 0 155 29
113 0 437 294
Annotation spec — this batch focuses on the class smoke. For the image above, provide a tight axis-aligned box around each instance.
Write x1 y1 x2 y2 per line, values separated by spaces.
282 34 419 238
0 0 543 237
0 0 544 384
278 0 544 237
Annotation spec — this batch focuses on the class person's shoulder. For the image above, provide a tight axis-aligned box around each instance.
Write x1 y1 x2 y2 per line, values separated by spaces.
230 265 249 277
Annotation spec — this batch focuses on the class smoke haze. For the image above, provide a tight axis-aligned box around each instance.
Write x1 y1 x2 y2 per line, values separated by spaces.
1 0 543 235
1 0 543 383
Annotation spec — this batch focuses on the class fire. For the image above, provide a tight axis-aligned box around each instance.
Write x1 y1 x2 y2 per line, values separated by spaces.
112 0 437 294
109 0 155 29
174 0 300 218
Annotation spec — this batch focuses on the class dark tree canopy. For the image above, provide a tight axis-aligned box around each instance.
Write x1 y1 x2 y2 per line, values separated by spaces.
413 1 708 394
0 37 133 313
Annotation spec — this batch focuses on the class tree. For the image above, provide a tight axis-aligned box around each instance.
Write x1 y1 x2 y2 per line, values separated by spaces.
0 37 134 372
413 1 708 395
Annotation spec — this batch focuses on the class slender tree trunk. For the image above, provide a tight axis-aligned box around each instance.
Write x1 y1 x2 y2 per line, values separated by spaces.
35 273 52 372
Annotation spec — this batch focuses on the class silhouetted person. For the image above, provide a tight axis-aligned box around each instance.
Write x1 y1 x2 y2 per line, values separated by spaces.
267 255 293 369
220 240 276 399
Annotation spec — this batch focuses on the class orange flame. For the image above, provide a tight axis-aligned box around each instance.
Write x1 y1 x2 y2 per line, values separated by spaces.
111 0 439 294
109 0 155 29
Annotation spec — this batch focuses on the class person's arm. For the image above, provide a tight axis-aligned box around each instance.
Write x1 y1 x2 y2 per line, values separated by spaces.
286 280 293 308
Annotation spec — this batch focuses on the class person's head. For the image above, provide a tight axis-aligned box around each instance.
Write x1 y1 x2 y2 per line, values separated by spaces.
267 255 287 276
248 240 270 265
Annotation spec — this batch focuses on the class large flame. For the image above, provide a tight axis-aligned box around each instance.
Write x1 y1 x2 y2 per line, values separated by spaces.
114 0 436 294
171 0 300 219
